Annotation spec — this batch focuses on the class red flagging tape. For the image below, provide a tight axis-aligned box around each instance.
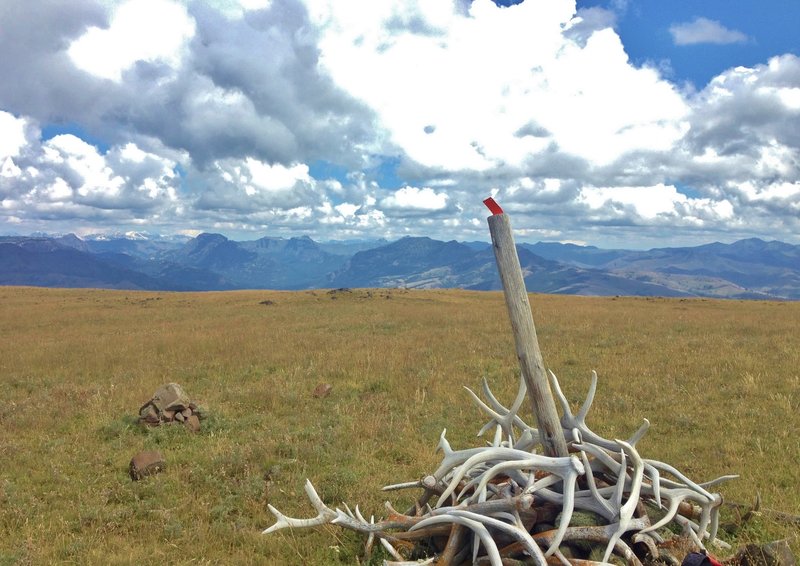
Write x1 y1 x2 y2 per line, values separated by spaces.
483 197 504 215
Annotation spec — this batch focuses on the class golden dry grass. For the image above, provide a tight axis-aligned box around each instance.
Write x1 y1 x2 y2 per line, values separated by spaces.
0 286 798 564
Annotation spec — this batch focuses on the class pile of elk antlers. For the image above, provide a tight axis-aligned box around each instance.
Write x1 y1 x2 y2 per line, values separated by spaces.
263 370 737 565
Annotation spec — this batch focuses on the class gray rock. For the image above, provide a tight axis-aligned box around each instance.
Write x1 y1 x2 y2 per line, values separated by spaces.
736 540 797 566
191 405 208 420
129 450 166 481
312 383 333 398
151 383 191 413
139 404 160 425
184 414 201 433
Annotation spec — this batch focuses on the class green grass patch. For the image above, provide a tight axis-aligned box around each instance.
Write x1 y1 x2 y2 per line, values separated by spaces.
0 287 797 563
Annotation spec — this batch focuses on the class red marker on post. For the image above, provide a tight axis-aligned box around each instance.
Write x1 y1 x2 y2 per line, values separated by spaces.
483 197 504 216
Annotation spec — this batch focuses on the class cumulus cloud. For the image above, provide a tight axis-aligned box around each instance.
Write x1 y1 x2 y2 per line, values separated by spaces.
0 0 109 124
0 112 28 160
380 186 450 215
0 114 180 228
0 0 798 246
311 0 689 177
194 158 317 211
576 184 735 225
669 17 749 46
68 0 196 81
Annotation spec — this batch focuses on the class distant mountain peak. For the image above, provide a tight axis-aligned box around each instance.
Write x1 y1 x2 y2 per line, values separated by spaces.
56 233 84 244
124 231 149 240
194 232 229 243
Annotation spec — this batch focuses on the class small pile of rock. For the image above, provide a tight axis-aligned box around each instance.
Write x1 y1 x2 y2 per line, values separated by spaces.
138 382 206 432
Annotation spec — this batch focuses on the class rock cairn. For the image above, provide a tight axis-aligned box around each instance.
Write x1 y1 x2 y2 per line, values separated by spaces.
138 382 206 432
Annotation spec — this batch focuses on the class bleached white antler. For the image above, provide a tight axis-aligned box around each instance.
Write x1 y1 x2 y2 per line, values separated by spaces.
550 370 651 450
446 509 547 566
464 374 533 444
410 513 503 566
262 479 336 534
601 439 646 563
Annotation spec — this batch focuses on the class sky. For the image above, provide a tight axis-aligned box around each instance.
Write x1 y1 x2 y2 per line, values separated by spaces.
1 0 799 249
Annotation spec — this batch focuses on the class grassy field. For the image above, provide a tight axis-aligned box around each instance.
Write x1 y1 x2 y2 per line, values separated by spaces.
0 286 798 564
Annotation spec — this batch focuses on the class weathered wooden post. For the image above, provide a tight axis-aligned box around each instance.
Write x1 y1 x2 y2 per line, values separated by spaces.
484 197 568 458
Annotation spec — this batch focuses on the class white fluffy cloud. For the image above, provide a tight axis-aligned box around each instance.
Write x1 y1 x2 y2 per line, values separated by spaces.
577 184 735 224
202 158 314 207
669 18 749 46
0 120 179 227
68 0 196 81
380 186 449 213
0 111 27 160
310 0 688 170
0 0 798 246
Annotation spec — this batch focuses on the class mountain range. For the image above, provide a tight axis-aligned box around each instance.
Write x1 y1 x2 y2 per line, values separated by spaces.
1 232 798 300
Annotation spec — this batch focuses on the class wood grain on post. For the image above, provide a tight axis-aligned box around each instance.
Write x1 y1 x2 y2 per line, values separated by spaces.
485 199 568 458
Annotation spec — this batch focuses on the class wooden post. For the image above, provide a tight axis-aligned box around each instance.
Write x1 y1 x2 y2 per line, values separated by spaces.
484 198 568 458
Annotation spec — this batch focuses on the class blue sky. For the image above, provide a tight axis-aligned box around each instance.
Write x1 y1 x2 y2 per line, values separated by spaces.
583 0 800 87
1 0 798 248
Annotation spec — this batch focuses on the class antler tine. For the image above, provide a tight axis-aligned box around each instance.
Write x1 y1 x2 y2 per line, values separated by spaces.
548 369 573 417
708 494 723 542
262 479 336 534
602 439 645 563
644 459 716 500
639 487 711 535
435 447 524 507
575 439 622 471
648 461 663 508
448 509 547 566
464 375 531 443
579 450 616 519
433 429 492 481
491 423 504 447
436 428 451 455
612 447 628 511
629 418 651 446
700 474 739 488
673 512 732 551
382 479 423 492
543 456 585 556
514 508 549 566
674 513 706 549
576 441 727 539
410 513 503 566
482 374 529 429
696 495 714 542
575 438 671 521
380 538 406 562
576 370 598 422
464 386 507 433
552 370 651 450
